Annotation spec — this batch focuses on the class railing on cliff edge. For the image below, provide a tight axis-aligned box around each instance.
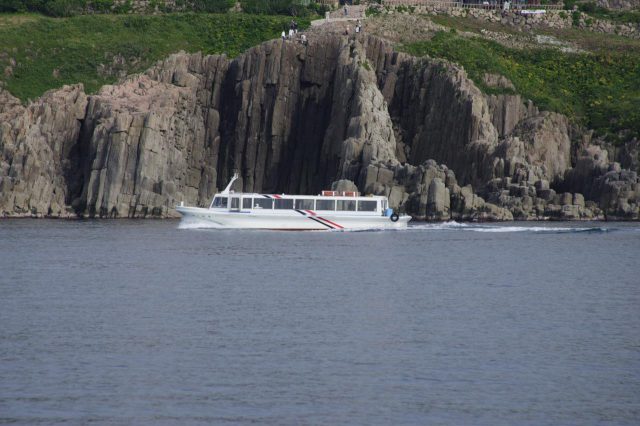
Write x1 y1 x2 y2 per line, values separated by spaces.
379 0 563 10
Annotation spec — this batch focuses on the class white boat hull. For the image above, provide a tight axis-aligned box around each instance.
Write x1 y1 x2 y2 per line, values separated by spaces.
176 206 410 230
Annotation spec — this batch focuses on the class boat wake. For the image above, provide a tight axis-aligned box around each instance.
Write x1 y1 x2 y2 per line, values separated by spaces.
406 222 611 234
178 217 613 234
342 221 612 234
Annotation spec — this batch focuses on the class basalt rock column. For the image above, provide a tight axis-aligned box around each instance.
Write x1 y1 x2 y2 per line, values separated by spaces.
0 85 87 217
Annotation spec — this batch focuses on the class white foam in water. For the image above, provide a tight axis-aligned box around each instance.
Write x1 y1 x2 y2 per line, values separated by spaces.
177 217 222 230
178 218 610 233
339 221 474 233
406 222 610 233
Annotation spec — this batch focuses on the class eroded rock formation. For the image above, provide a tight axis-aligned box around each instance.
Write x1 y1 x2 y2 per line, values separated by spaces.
1 33 638 220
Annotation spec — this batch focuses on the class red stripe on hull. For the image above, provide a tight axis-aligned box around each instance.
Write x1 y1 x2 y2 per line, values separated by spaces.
317 217 344 229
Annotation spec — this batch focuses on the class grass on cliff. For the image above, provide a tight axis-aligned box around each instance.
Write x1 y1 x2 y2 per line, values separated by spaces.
0 13 311 100
427 13 640 54
402 30 640 142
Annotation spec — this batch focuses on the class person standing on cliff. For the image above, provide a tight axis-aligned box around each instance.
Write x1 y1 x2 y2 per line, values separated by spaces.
282 30 286 41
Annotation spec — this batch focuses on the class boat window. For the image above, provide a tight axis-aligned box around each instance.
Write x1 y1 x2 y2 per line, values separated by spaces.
295 199 315 210
337 199 356 211
316 199 336 211
242 198 253 209
358 200 377 212
274 199 294 209
253 198 273 209
231 197 240 209
213 196 228 208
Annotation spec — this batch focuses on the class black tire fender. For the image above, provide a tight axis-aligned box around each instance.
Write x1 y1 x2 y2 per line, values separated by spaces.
390 213 399 222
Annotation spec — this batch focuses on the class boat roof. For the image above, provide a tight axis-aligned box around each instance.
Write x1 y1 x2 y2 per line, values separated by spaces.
217 174 386 200
218 192 387 200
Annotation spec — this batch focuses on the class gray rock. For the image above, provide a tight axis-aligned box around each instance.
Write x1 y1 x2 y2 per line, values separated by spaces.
426 177 450 221
331 179 359 193
560 192 573 206
0 85 87 217
535 179 549 191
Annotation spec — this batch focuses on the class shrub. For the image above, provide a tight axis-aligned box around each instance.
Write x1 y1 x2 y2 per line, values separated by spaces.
44 0 86 16
366 5 381 16
239 0 321 17
572 10 580 26
192 0 233 13
112 0 131 13
0 0 27 12
90 0 113 12
574 1 640 24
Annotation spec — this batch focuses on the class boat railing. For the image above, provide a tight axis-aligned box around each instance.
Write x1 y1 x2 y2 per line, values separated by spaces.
321 190 360 197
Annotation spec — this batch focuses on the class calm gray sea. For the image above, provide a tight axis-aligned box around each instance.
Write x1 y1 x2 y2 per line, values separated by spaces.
1 219 639 425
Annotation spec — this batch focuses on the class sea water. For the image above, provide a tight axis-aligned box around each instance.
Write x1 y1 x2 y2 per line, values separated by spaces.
1 220 639 425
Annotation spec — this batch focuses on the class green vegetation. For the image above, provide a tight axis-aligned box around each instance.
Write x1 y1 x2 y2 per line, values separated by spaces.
0 0 326 17
427 13 640 54
564 0 640 24
366 5 381 17
0 0 235 16
0 13 311 100
402 31 640 142
239 0 328 17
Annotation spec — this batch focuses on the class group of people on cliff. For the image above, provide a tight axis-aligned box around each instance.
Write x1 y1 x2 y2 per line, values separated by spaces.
281 20 308 45
344 19 363 36
281 19 299 40
280 17 364 45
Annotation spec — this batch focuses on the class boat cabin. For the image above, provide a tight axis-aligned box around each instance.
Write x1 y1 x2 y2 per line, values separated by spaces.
210 191 388 215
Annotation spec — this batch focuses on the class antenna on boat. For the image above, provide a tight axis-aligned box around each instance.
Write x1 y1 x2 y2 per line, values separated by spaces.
221 172 239 195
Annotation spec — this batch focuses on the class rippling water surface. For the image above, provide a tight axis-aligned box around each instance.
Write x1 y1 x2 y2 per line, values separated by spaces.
1 220 639 425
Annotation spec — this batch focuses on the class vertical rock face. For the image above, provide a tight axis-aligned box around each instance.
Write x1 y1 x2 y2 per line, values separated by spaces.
76 76 209 217
215 36 397 197
216 37 342 195
0 33 638 220
0 85 86 217
72 52 229 217
363 37 501 187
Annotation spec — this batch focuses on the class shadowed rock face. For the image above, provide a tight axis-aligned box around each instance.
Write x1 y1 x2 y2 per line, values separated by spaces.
1 34 638 220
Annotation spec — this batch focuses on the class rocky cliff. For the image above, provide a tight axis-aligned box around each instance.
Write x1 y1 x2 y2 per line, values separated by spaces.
1 33 638 220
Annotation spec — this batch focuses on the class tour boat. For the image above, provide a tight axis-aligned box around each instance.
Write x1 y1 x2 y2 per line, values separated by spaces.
176 174 410 230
